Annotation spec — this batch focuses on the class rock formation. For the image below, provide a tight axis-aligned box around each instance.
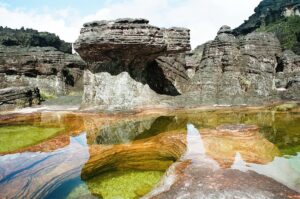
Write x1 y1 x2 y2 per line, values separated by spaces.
0 27 86 110
74 17 300 109
184 28 282 105
74 18 190 109
0 46 86 96
0 87 41 111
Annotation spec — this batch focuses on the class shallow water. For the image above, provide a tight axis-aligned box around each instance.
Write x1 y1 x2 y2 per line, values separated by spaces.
0 108 299 198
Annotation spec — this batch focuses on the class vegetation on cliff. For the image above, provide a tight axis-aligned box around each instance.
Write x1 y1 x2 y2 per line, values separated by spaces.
257 16 300 53
0 26 72 53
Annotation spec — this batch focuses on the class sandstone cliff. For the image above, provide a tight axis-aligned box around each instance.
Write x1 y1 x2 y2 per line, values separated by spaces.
75 19 300 110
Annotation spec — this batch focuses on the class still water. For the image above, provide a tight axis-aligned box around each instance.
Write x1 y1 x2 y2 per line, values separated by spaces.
0 108 299 198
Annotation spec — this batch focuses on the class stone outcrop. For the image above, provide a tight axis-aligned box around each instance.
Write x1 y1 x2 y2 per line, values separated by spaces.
74 18 190 109
275 50 300 100
0 86 41 111
0 27 86 103
0 46 86 96
75 18 300 109
179 28 282 105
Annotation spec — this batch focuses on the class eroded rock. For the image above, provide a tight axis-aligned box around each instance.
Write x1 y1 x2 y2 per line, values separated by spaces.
74 18 190 109
0 86 41 111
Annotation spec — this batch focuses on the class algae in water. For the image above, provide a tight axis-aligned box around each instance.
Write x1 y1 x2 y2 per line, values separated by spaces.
0 125 63 152
86 170 164 199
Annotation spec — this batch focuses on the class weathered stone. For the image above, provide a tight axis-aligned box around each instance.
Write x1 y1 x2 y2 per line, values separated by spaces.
0 45 86 96
75 18 191 109
275 50 300 100
0 86 41 111
182 29 282 105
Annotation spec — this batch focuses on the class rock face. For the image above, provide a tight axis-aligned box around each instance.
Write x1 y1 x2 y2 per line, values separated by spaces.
0 87 41 111
75 18 300 109
182 26 300 105
0 27 86 101
74 18 190 109
0 46 86 96
276 50 300 100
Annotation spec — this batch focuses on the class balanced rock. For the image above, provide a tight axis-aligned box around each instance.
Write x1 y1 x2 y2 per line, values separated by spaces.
75 18 191 109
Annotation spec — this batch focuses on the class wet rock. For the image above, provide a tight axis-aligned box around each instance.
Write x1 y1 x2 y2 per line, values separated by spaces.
145 124 297 199
146 162 299 199
0 86 41 111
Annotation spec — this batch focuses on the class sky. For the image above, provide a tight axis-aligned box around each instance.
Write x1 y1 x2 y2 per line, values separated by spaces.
0 0 261 49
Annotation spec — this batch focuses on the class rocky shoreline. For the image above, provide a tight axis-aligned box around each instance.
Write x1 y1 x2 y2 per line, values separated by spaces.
0 0 299 112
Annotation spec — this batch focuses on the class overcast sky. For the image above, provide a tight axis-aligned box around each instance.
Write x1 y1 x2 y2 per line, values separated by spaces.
0 0 261 48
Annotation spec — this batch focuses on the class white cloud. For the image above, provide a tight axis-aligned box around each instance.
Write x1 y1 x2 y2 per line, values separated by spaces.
0 0 261 48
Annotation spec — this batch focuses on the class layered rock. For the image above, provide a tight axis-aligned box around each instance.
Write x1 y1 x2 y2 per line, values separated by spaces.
0 86 41 111
180 27 281 105
74 18 190 109
0 27 86 107
0 46 86 96
275 50 300 100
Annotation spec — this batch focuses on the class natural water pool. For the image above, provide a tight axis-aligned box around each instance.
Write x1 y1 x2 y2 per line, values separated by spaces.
0 107 299 198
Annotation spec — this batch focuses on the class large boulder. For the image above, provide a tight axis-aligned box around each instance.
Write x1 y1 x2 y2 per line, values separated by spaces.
74 18 191 109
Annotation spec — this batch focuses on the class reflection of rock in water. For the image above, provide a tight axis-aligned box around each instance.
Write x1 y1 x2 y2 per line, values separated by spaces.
0 134 90 199
232 152 300 192
81 130 186 179
144 124 299 199
95 116 182 145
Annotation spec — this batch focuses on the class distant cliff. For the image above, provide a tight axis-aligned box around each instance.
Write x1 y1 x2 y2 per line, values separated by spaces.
0 26 72 54
234 0 300 54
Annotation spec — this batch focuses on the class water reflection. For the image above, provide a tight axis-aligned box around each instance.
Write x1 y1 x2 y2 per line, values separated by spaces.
0 108 299 198
232 152 300 192
0 133 90 199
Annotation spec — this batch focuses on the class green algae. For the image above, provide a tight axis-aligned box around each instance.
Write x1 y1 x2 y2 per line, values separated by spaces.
0 125 64 153
86 170 164 199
